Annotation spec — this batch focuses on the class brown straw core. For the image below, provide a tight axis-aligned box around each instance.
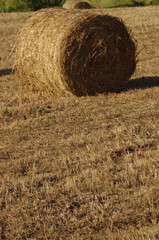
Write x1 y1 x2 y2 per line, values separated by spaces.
14 8 136 97
63 15 136 95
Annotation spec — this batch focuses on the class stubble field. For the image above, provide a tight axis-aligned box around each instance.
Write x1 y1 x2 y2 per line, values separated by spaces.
0 6 159 240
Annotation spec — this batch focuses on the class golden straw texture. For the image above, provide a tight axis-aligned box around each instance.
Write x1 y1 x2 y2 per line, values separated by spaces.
14 8 137 97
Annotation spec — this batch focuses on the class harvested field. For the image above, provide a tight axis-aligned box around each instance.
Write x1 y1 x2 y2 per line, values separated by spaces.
0 6 159 240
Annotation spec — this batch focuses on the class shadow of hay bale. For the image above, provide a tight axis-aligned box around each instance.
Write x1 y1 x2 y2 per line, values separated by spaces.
126 77 159 90
115 77 159 93
14 8 137 97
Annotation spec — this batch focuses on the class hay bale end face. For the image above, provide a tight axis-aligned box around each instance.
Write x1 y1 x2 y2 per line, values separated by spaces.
63 1 93 9
14 8 137 97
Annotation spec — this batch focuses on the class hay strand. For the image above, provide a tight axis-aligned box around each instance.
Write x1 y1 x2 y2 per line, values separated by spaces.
14 8 137 97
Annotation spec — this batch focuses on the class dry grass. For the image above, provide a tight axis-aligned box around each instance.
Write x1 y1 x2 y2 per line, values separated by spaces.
0 6 159 240
14 8 136 97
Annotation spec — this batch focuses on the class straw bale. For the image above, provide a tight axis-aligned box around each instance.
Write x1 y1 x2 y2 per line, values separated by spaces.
14 8 137 97
73 2 93 9
63 0 78 9
63 1 93 9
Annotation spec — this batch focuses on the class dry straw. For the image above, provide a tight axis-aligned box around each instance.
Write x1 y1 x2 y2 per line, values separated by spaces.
14 8 137 97
63 1 93 9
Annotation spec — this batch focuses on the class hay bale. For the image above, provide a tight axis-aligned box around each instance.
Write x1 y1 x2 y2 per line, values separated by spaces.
14 8 137 97
63 0 78 9
73 2 93 9
63 1 93 9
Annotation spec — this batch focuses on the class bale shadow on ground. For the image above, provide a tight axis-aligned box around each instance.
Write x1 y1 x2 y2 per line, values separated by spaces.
125 76 159 91
0 68 13 77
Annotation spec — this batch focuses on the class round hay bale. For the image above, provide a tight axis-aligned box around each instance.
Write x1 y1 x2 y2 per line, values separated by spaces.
14 8 137 97
63 1 93 9
73 2 93 9
63 0 78 8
